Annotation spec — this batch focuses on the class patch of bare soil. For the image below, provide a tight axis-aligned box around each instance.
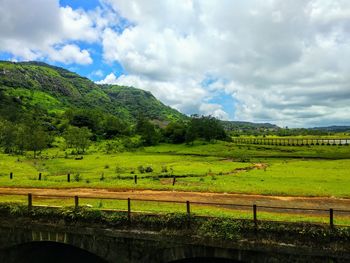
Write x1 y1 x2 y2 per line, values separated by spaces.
230 163 268 174
253 163 268 170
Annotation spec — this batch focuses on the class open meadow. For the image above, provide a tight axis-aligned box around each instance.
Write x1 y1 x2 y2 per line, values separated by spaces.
0 140 349 198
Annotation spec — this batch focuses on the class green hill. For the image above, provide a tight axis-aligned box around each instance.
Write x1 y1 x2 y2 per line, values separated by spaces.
0 61 185 124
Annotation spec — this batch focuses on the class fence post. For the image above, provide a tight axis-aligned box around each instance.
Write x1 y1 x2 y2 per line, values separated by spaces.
74 196 79 209
253 204 257 227
67 173 70 182
172 176 176 186
127 198 131 222
10 172 13 180
38 173 42 181
330 208 334 228
28 193 32 211
134 175 137 184
186 201 191 228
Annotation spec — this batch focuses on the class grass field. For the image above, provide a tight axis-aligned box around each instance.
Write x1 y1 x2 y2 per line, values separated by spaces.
0 141 349 198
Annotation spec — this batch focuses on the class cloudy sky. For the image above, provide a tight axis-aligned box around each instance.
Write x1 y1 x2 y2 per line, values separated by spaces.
1 0 349 127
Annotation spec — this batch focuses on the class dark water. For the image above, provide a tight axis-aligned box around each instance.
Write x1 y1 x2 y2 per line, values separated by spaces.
0 241 107 263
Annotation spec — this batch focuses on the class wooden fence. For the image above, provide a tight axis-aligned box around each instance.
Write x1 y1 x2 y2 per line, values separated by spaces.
0 192 349 228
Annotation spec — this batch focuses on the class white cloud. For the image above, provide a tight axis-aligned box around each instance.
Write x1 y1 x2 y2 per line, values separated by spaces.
61 6 99 43
97 73 212 115
199 103 229 120
48 44 92 65
0 0 98 64
2 0 350 126
99 0 350 127
96 72 119 84
90 69 104 78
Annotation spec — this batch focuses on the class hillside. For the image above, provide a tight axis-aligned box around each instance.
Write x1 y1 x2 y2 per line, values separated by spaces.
309 126 350 132
0 61 185 123
221 120 279 131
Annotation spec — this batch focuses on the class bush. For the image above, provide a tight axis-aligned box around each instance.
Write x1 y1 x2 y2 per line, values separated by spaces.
100 173 105 181
138 165 145 173
115 165 123 174
145 166 153 173
161 165 168 173
74 173 81 182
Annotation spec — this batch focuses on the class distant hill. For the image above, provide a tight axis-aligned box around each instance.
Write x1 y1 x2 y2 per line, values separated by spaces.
220 120 279 131
0 61 185 123
309 126 350 132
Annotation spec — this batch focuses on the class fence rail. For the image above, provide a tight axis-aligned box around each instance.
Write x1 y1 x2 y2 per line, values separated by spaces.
0 192 349 227
232 138 350 146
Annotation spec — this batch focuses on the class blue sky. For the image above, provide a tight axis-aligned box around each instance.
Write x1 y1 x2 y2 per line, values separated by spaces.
1 0 350 127
59 0 100 10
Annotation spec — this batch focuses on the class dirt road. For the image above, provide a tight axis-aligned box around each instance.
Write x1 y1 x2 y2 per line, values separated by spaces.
0 187 349 211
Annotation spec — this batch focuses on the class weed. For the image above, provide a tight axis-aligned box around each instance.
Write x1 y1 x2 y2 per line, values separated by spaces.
138 165 145 174
100 173 105 181
145 166 153 173
74 173 81 182
161 165 168 173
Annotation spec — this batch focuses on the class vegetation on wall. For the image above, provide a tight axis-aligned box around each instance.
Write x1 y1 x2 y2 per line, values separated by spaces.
0 203 348 247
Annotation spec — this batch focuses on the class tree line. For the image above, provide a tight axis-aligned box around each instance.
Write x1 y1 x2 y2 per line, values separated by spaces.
0 108 227 157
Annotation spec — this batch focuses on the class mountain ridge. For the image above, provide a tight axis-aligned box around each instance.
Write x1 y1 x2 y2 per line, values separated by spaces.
0 60 185 123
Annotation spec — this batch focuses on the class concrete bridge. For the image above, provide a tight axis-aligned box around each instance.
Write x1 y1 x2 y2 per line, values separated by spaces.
0 216 348 263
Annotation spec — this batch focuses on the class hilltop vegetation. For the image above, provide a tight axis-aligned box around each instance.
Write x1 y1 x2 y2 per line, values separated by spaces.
0 61 184 123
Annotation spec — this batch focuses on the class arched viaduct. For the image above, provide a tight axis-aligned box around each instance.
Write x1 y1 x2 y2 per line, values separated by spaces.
0 217 348 263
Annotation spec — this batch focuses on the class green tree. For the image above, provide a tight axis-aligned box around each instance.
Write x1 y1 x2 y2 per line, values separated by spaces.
24 126 50 158
163 121 187 144
186 115 226 143
63 126 92 154
102 115 128 138
0 120 17 153
14 124 27 155
135 116 160 146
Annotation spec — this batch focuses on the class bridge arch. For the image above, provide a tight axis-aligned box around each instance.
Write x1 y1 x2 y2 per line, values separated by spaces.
0 241 107 263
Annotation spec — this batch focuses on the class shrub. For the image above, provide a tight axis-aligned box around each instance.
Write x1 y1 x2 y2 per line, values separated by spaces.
115 165 123 174
100 173 105 181
138 165 145 173
161 165 168 173
74 173 81 182
145 166 153 173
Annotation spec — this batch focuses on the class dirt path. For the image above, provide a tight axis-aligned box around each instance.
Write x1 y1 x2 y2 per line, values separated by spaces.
0 187 349 211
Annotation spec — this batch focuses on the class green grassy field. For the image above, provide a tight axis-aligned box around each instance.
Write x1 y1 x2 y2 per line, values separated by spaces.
0 141 349 197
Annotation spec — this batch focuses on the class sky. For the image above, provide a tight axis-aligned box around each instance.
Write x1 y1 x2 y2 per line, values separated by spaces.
0 0 350 128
